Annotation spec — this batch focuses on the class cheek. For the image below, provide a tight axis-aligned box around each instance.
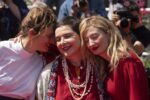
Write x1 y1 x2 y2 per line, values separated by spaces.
70 37 80 46
102 37 109 49
85 40 89 47
56 42 59 48
41 38 49 44
86 42 92 50
67 38 77 46
87 45 91 51
56 42 61 50
76 39 81 46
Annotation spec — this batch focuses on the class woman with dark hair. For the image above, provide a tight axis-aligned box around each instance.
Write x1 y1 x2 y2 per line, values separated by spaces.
37 16 106 100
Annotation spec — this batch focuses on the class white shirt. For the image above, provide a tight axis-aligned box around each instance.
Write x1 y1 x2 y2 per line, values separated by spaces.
0 40 44 100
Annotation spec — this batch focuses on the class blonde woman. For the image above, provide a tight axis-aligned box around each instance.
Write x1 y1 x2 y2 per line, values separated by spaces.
0 6 56 100
80 15 149 100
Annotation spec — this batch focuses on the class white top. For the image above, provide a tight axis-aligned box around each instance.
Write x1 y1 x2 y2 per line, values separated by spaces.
0 40 44 100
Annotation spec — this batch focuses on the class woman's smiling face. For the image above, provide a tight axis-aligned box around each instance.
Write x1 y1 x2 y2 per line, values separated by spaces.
55 25 81 58
84 26 109 57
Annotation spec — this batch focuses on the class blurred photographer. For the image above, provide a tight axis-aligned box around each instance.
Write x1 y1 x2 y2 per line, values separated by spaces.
128 3 150 48
57 0 106 21
110 3 144 55
74 0 95 19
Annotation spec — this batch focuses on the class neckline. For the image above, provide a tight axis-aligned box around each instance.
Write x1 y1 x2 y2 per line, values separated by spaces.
18 40 33 58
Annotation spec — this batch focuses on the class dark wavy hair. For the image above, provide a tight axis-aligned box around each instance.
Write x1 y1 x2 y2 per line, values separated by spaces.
56 16 80 35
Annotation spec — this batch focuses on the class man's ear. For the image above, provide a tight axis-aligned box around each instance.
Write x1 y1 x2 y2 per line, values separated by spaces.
28 28 37 38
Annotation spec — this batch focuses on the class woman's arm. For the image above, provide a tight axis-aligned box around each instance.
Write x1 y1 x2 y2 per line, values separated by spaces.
124 57 149 100
36 62 53 100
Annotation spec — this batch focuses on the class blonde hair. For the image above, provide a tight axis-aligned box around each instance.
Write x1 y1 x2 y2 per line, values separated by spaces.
80 15 128 71
20 6 56 37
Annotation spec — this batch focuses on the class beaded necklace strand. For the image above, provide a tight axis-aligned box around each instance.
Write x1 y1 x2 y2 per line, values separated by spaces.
62 57 93 100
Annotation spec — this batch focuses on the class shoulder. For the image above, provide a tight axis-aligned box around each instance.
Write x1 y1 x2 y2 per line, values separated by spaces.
37 60 56 94
117 51 143 69
40 60 56 78
0 40 26 54
61 0 73 9
119 51 143 66
37 56 61 99
0 40 16 50
40 56 61 78
36 60 55 100
118 52 145 76
0 40 10 46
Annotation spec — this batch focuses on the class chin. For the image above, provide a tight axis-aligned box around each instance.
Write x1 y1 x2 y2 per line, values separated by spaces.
93 52 99 56
63 52 74 58
63 53 69 57
40 49 48 53
90 50 98 55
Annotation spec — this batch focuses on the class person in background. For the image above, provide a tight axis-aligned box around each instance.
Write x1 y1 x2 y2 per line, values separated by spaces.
80 15 149 100
0 0 28 40
109 2 145 55
37 16 108 100
0 6 56 100
12 0 29 20
31 0 65 16
44 0 65 16
57 0 107 21
128 2 150 48
66 0 94 20
88 0 106 16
